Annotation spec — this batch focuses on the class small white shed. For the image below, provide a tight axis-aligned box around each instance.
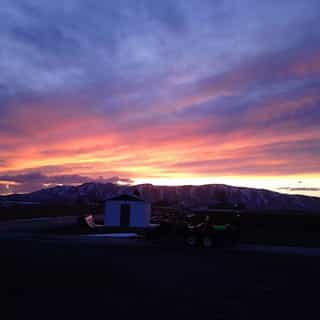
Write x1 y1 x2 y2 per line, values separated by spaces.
104 194 151 228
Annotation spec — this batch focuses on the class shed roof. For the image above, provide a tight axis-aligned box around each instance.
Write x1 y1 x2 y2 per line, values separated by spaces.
106 194 144 202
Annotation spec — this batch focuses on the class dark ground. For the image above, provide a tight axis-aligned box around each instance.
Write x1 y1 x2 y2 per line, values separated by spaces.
1 233 320 319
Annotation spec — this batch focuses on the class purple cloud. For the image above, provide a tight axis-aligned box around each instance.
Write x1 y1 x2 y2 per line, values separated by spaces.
0 172 133 194
0 1 319 195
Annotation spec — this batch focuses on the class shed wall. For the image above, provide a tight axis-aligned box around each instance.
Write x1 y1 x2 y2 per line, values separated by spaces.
104 200 150 227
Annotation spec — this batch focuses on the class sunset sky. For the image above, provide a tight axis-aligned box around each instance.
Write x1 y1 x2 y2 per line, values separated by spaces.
0 0 319 196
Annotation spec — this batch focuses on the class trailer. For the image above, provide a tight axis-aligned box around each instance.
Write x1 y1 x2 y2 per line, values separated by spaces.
78 211 241 248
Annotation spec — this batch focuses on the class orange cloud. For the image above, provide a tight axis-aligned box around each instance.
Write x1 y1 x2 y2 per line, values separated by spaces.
1 46 320 196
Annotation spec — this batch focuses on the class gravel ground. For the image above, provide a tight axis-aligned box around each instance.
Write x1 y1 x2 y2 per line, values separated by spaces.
1 217 320 319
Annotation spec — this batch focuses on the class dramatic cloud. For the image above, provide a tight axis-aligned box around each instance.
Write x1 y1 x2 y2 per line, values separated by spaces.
0 172 133 194
0 0 319 196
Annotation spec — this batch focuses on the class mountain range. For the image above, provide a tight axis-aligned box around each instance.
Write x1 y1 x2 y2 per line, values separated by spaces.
1 183 319 212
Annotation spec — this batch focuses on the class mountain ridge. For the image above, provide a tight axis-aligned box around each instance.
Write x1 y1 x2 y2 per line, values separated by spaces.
1 182 319 212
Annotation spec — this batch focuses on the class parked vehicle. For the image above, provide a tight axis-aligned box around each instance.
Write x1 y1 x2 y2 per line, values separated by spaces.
145 213 240 248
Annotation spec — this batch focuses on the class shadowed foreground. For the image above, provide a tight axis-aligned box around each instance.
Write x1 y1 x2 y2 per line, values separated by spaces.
1 233 320 320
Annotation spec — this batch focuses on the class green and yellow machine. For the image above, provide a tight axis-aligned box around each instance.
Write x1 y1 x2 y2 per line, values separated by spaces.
146 212 241 248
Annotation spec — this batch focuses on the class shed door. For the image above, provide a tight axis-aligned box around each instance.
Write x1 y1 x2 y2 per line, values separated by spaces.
120 204 130 227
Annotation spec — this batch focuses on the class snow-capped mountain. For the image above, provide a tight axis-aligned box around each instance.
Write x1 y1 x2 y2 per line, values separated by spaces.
1 183 320 212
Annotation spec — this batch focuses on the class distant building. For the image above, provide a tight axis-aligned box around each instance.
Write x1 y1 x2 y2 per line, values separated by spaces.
104 194 151 227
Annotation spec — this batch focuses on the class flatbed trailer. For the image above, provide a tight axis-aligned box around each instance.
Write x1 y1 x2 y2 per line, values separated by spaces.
78 213 240 247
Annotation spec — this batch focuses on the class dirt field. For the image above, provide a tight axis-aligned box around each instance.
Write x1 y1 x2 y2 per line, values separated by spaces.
1 217 320 319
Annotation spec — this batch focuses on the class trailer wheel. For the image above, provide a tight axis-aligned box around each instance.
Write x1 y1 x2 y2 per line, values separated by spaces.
184 234 198 247
201 235 214 248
